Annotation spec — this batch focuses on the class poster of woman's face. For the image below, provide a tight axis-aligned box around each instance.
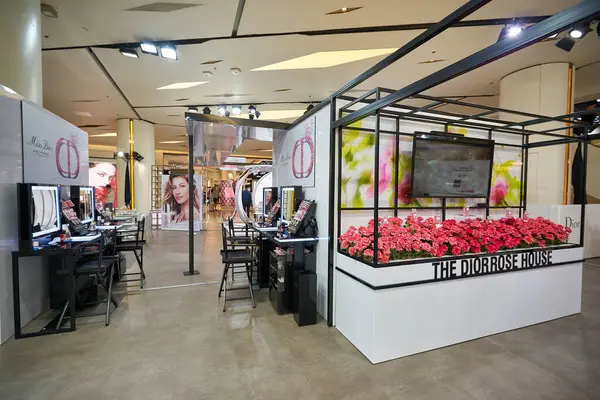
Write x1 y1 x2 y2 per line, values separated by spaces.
89 162 118 208
162 174 202 230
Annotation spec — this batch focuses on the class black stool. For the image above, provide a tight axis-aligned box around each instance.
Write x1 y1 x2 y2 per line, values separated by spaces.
219 225 256 311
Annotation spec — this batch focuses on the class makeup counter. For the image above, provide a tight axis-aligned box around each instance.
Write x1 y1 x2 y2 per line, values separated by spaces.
12 183 139 339
247 186 320 326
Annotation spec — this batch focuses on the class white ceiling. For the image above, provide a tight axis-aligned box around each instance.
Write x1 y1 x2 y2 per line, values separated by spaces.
39 0 600 153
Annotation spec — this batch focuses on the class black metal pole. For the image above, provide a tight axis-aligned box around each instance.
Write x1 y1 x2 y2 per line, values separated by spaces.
394 117 400 217
580 137 588 247
373 90 381 265
327 96 336 327
184 129 199 276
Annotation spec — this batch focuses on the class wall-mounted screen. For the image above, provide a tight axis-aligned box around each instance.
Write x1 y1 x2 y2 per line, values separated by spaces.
79 187 94 223
410 132 494 198
32 186 61 238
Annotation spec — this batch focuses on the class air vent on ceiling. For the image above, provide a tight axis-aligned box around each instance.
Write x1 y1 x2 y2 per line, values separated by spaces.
174 98 189 102
125 2 202 12
274 88 291 92
201 60 223 65
205 93 250 98
70 99 101 103
78 124 106 129
166 114 180 117
326 7 363 15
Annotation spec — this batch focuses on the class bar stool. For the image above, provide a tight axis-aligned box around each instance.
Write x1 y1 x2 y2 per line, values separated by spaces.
219 225 256 311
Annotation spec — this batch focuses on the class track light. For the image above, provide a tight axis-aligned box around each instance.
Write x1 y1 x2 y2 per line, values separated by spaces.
119 48 139 58
114 151 128 160
132 151 144 162
159 44 177 60
555 36 576 52
117 151 125 158
140 42 158 55
569 23 591 39
232 105 242 115
217 105 227 116
203 107 211 114
497 23 523 42
248 105 257 120
188 106 198 113
305 104 315 114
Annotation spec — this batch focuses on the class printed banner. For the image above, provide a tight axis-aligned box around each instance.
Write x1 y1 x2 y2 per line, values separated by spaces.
275 116 316 187
89 162 118 209
161 174 202 231
22 102 89 186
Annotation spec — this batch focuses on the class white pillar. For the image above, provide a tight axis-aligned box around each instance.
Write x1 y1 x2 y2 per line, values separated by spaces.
499 63 574 205
0 0 42 104
133 120 155 214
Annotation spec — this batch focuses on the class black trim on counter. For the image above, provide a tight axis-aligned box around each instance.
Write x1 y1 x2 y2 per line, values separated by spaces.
336 258 586 291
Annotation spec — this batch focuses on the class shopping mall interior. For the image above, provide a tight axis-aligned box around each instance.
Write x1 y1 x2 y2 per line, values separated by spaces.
1 0 600 399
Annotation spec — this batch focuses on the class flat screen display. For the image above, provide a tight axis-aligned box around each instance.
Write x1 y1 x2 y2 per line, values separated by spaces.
32 186 61 238
410 133 494 198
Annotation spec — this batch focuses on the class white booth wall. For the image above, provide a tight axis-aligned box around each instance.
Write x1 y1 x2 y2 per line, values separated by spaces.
273 105 331 318
0 95 89 343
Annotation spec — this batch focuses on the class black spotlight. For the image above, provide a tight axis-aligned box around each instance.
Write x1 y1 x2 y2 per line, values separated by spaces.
202 106 211 114
132 151 144 162
305 104 315 114
597 22 600 39
555 36 576 52
569 23 591 39
496 24 523 43
188 106 198 113
114 151 128 160
248 105 257 120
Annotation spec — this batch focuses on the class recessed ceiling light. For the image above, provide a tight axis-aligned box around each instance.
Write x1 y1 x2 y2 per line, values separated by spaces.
119 48 139 58
252 48 396 71
159 140 185 144
326 6 362 15
156 82 207 90
159 44 177 60
73 111 93 117
41 3 58 18
465 119 506 127
418 59 447 64
232 105 242 115
202 71 213 77
231 68 242 76
140 42 158 55
91 132 117 137
415 111 461 120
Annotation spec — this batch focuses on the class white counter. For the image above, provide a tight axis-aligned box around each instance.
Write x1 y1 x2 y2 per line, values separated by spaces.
335 246 583 364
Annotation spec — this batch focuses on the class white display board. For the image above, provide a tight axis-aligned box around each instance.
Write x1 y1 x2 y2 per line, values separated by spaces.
274 116 316 187
22 101 89 185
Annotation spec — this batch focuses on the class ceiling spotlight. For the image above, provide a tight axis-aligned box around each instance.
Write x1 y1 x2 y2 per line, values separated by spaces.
159 44 178 60
132 151 144 162
188 106 198 113
217 105 227 116
255 110 261 119
115 151 127 159
232 105 242 115
248 105 257 120
119 48 139 58
507 25 523 37
140 42 158 55
225 111 231 117
230 68 242 76
555 36 576 52
497 24 523 42
202 71 213 78
305 104 315 114
41 3 59 18
569 24 591 39
203 107 211 114
548 33 558 39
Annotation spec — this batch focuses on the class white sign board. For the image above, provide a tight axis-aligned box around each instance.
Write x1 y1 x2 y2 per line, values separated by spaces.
275 116 316 188
22 102 89 186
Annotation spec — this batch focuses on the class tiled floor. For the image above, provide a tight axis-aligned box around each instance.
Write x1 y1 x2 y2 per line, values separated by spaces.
1 216 599 399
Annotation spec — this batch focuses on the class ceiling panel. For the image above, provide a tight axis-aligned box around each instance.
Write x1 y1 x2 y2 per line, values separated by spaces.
42 48 137 132
42 0 238 48
238 0 581 35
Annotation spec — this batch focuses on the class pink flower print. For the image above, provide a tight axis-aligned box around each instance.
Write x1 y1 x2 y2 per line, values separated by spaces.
490 176 508 206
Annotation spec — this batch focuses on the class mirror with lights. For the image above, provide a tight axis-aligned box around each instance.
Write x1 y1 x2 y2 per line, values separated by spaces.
280 186 303 223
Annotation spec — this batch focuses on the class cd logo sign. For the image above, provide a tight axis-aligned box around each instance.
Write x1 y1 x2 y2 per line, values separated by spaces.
291 129 315 179
56 136 80 179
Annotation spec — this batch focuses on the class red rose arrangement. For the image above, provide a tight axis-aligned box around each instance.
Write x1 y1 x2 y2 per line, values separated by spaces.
339 216 572 264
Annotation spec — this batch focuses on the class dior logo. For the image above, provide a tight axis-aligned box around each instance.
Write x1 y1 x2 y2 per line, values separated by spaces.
56 136 80 179
291 129 314 179
565 216 580 229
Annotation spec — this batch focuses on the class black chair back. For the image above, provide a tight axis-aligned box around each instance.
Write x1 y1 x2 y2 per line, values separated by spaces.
221 224 230 258
136 217 146 245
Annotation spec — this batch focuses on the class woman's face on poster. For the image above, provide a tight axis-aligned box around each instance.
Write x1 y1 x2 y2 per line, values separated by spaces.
172 176 189 205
